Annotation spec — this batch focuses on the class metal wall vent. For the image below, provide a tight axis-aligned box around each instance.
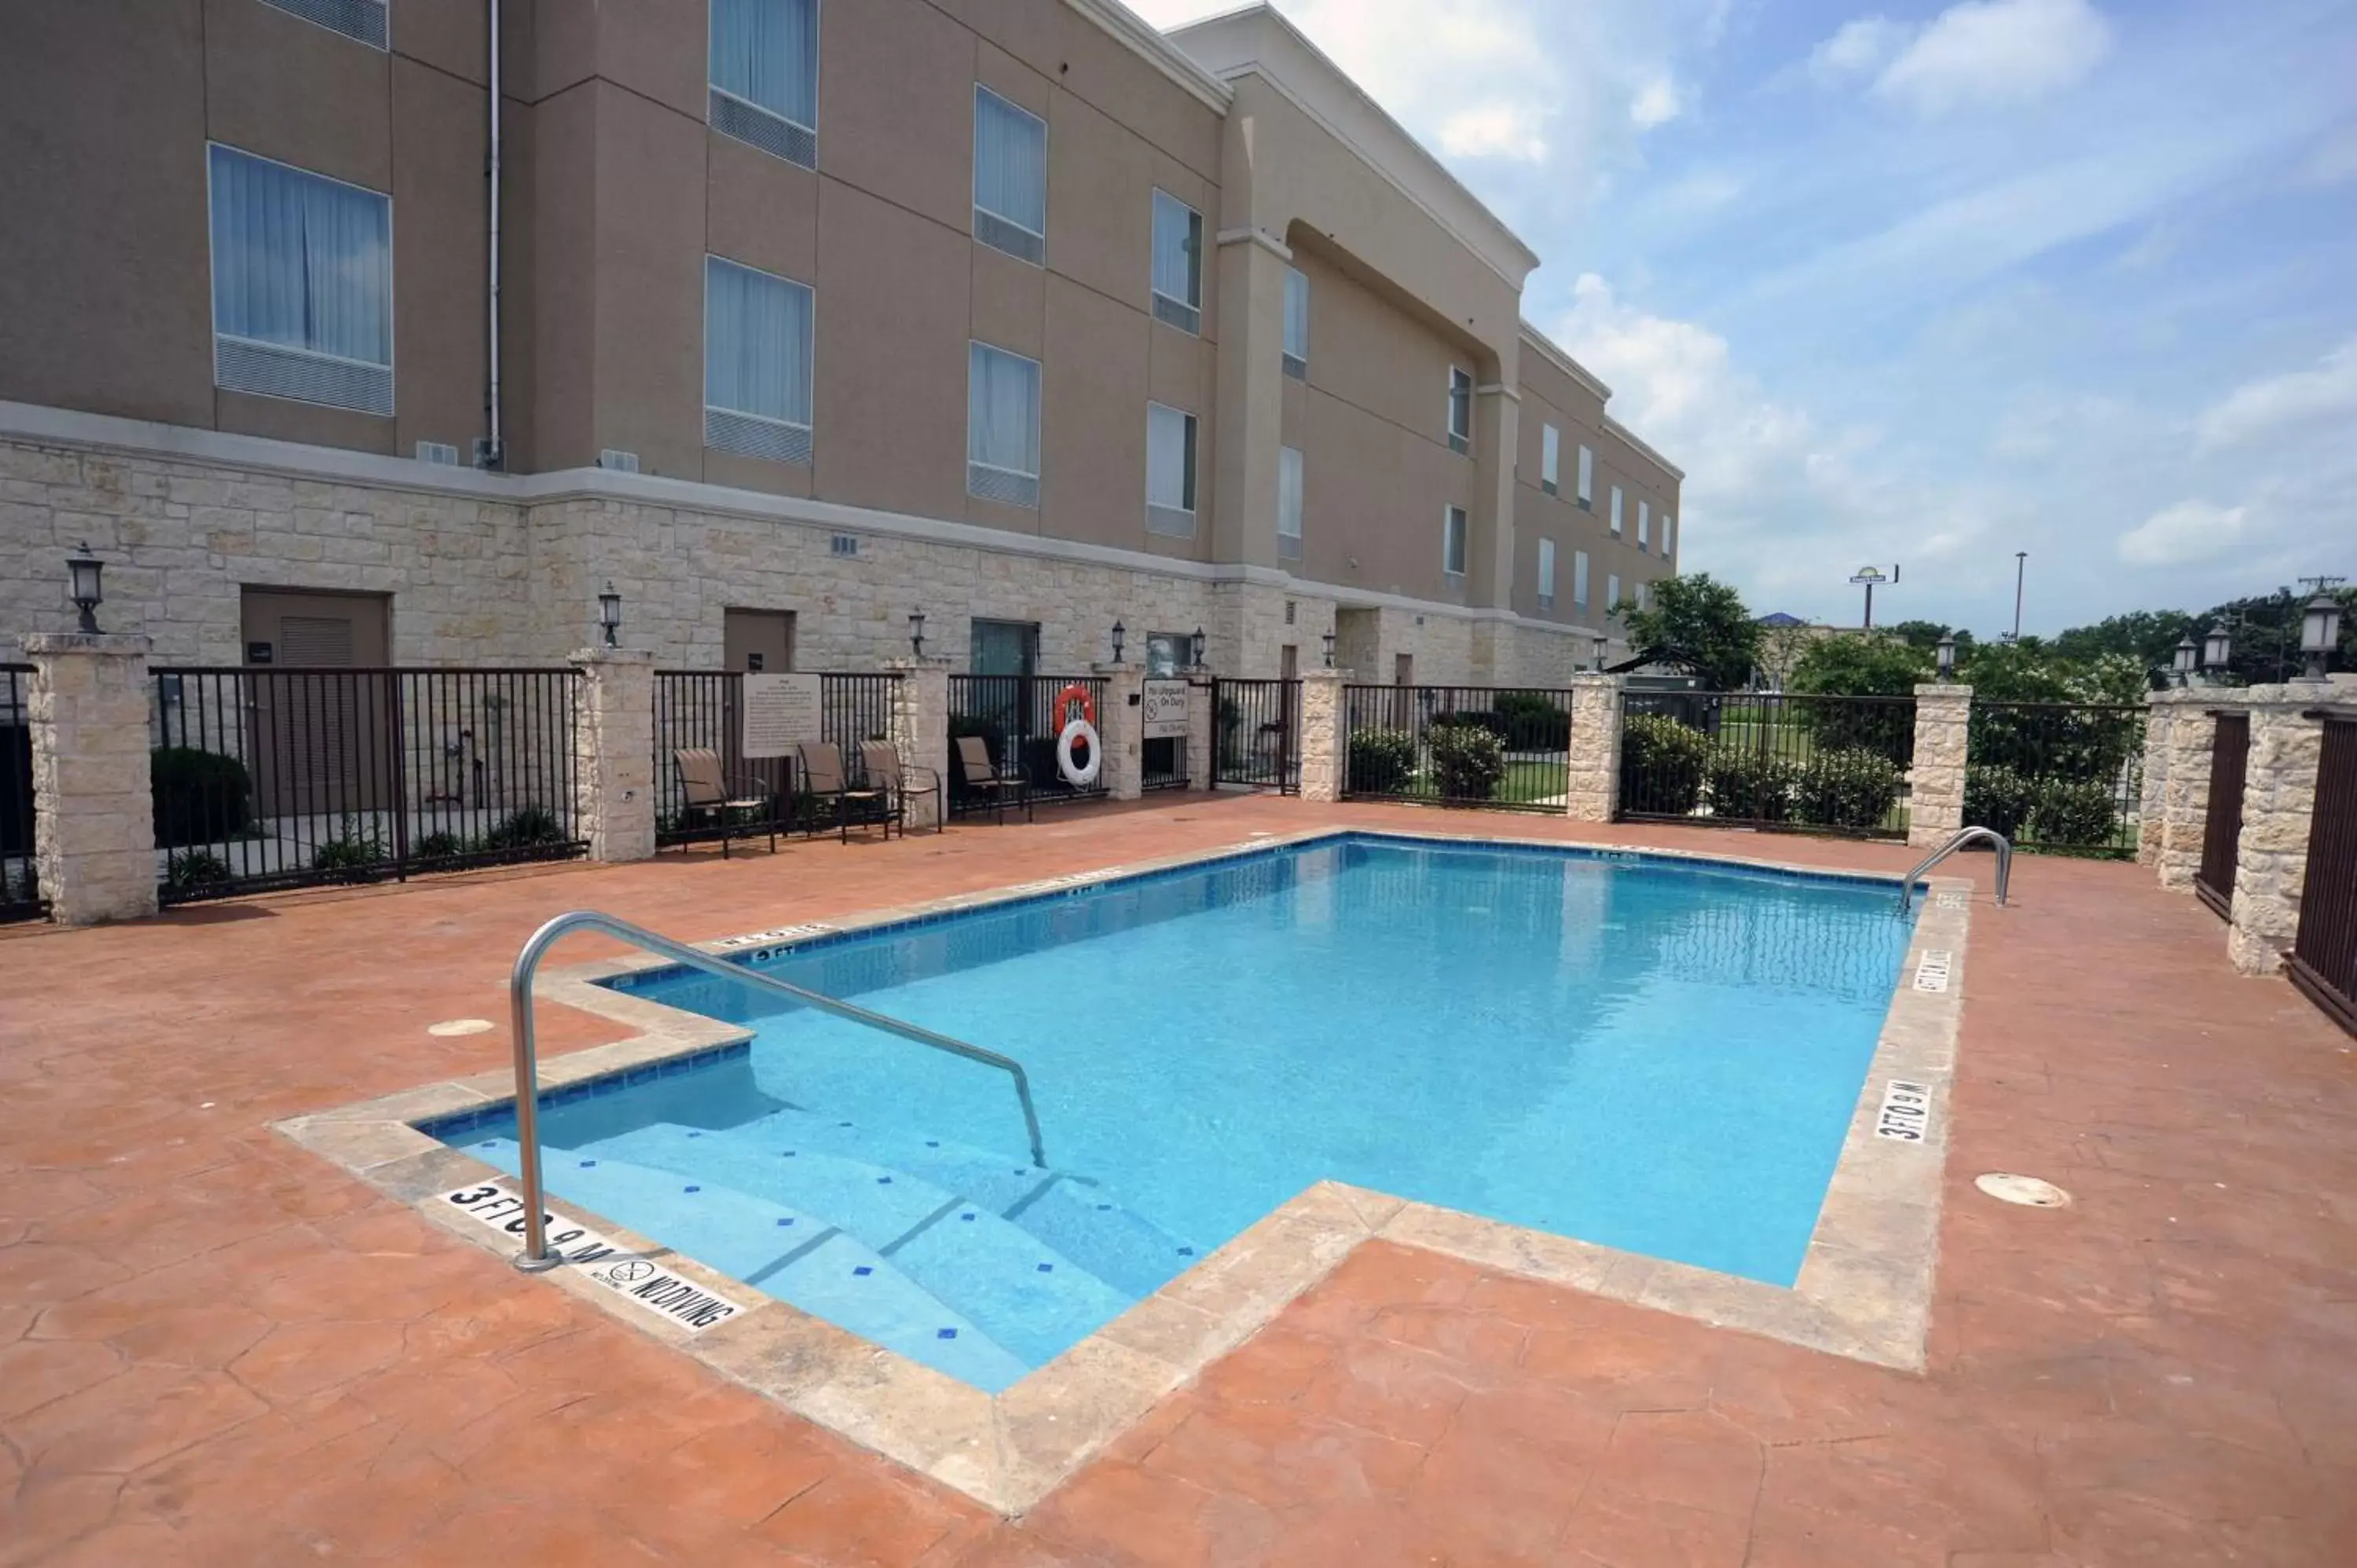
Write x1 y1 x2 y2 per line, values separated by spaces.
261 0 387 49
710 92 816 170
704 409 812 467
967 464 1039 508
415 441 461 467
597 449 641 473
830 534 858 557
215 338 393 416
1153 295 1200 335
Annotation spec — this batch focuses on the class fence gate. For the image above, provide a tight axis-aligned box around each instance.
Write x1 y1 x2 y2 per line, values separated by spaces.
652 671 900 846
2 664 38 922
1340 683 1571 812
2287 716 2357 1037
1211 678 1300 793
1618 691 1915 841
947 674 1111 818
2195 712 2249 919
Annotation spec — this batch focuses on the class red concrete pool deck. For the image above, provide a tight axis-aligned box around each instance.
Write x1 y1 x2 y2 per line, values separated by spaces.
3 796 2353 1566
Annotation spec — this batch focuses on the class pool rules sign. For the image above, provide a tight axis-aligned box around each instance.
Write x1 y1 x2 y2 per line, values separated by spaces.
444 1183 743 1332
1141 680 1189 740
741 672 823 759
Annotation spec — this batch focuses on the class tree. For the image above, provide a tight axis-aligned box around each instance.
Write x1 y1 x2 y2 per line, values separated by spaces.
1615 573 1763 691
2050 610 2197 673
1787 633 1933 698
1888 620 1977 661
1757 621 1816 691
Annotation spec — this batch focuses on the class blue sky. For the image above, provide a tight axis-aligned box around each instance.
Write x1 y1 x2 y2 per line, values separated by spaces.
1131 0 2357 635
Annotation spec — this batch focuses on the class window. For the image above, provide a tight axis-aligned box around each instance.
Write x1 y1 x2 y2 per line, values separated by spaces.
1277 445 1303 562
1662 513 1674 558
1150 189 1203 334
1574 548 1590 611
973 87 1046 265
709 0 819 169
1146 403 1197 537
1638 500 1650 551
207 145 393 415
967 343 1041 507
1146 632 1189 679
1541 423 1560 496
1611 486 1624 536
1578 444 1594 507
262 0 387 49
1637 581 1651 610
1442 505 1468 577
1538 537 1556 611
1447 368 1472 454
704 256 815 464
1282 266 1310 379
1607 572 1622 615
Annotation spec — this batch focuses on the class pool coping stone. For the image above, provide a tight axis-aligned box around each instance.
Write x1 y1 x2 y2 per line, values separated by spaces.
280 824 1971 1517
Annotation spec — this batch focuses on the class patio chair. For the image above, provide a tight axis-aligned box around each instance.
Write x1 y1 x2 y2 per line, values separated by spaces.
796 741 892 842
671 748 775 857
955 735 1033 824
860 741 943 837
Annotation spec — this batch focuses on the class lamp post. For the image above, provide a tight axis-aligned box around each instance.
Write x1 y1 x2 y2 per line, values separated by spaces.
2202 621 2232 682
1110 619 1126 665
596 582 621 647
1592 634 1607 672
908 610 926 658
1936 632 1956 680
2009 551 2027 643
66 542 104 634
1320 628 1336 669
2300 594 2344 682
1189 626 1206 671
2171 636 2198 689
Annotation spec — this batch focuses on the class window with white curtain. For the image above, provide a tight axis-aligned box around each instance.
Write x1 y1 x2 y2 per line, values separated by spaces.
1638 500 1650 551
967 342 1041 507
1607 572 1622 615
1277 445 1303 562
1442 505 1468 577
1538 537 1556 610
709 0 819 169
704 255 814 465
1447 368 1472 453
1611 486 1624 535
1662 513 1675 558
973 87 1046 265
207 144 394 415
1541 423 1560 495
1151 189 1202 333
1146 403 1197 536
1282 266 1310 378
1577 444 1593 507
1574 548 1590 610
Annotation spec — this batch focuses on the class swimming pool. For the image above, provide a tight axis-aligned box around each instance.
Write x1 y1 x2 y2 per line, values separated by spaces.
431 833 1917 1391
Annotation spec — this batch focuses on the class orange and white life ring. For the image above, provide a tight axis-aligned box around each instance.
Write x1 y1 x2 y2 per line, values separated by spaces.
1050 683 1098 732
1056 719 1102 788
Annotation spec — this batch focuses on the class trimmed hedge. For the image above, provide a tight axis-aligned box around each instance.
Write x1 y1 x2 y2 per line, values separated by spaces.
151 747 252 848
1963 764 2037 841
1494 691 1571 751
2029 778 2119 847
1795 747 1903 831
1347 727 1418 794
1706 749 1799 822
1621 714 1710 814
1428 724 1505 801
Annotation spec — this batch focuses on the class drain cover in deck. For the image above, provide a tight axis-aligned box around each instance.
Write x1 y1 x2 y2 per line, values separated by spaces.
1975 1173 2071 1208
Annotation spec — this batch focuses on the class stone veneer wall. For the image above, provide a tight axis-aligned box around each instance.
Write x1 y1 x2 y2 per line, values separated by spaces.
1907 684 1971 848
2227 677 2355 976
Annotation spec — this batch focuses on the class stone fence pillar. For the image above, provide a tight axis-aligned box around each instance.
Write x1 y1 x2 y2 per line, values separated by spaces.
888 656 951 830
570 647 654 863
2154 692 2225 892
2137 696 2174 868
1093 663 1144 801
1299 669 1348 803
2227 676 2355 976
24 632 159 925
1908 683 1971 848
1562 673 1624 823
1186 676 1215 791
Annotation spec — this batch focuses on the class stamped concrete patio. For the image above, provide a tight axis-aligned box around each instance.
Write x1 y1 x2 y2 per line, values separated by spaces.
3 795 2353 1566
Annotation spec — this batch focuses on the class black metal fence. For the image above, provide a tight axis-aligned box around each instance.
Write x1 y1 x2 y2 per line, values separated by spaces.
947 674 1111 815
1968 701 2147 860
1142 735 1189 791
2 664 39 922
1619 691 1915 840
2289 716 2357 1038
2194 712 2249 915
1340 684 1571 811
1212 678 1300 793
150 666 586 903
651 670 900 845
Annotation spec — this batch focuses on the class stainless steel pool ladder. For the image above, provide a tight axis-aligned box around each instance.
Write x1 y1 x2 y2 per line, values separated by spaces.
1899 826 2011 915
505 909 1047 1273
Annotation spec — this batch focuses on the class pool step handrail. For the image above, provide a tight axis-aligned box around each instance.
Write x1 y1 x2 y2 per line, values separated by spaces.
505 909 1047 1273
1899 826 2011 915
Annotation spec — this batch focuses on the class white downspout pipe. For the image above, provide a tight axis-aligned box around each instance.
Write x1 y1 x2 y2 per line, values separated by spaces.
482 0 505 468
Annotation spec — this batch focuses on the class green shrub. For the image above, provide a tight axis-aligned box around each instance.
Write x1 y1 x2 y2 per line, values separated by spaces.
2030 779 2118 848
1620 714 1709 814
1706 749 1799 822
165 848 232 892
1963 764 2037 841
1494 691 1571 751
484 804 565 849
313 816 387 881
151 747 251 848
1795 747 1903 831
413 830 469 861
1428 723 1506 801
1347 727 1418 794
1428 709 1508 742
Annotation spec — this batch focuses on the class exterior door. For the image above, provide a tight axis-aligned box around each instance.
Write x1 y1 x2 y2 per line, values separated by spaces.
240 588 393 819
970 619 1039 676
723 608 794 673
1280 644 1299 679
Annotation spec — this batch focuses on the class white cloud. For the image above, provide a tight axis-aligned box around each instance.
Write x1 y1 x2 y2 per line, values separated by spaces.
1809 16 1908 82
2117 500 2252 566
1630 76 1682 129
2195 338 2357 452
1441 104 1549 162
1873 0 2113 116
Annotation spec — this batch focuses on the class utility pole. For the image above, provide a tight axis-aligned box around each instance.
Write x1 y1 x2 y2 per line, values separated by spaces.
1848 564 1898 630
2009 552 2027 643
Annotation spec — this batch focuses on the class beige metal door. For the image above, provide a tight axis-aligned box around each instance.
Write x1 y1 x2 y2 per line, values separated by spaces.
240 589 393 818
1280 644 1299 680
724 609 794 673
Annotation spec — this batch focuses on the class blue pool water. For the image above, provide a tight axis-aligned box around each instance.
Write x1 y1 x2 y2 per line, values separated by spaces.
434 834 1916 1390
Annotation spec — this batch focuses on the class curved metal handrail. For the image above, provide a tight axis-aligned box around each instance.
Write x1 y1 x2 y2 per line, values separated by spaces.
1899 826 2011 914
505 909 1046 1271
